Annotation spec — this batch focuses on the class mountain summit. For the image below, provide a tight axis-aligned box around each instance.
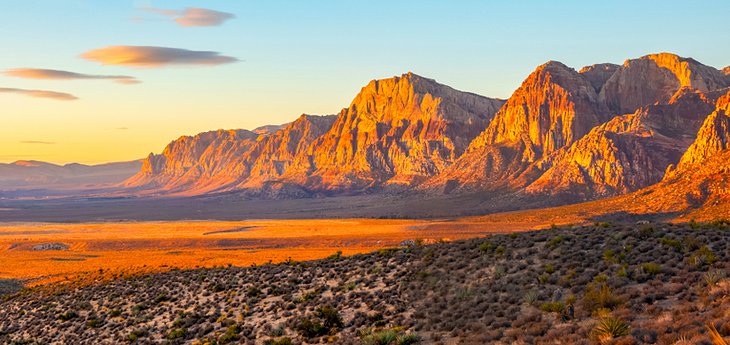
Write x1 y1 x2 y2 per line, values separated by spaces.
124 73 504 195
121 53 730 216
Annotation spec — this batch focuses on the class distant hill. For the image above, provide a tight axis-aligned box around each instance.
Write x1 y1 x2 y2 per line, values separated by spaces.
0 160 141 191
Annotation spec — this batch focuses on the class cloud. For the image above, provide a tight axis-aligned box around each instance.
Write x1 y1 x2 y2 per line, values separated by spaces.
19 140 56 145
80 46 238 67
4 68 139 85
142 7 235 27
0 87 78 101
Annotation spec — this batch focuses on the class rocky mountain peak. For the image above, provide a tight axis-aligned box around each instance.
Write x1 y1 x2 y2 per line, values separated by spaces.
600 53 728 115
579 63 621 92
473 59 604 157
676 90 730 168
291 73 505 191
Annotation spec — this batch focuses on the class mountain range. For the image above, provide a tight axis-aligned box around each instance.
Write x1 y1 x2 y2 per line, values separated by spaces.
0 160 140 191
4 52 730 217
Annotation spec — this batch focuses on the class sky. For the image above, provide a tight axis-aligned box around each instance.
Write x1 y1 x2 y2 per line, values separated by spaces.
1 0 729 164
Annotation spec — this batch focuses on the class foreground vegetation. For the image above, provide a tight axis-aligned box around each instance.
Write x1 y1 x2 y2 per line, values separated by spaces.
1 221 728 344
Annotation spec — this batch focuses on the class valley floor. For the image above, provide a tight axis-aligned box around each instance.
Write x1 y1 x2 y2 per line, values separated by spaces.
1 222 728 344
0 218 541 286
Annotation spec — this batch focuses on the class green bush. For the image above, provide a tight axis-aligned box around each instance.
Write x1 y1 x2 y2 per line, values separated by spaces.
539 301 565 313
641 263 661 275
478 241 495 252
316 306 343 330
57 311 78 321
295 318 326 338
582 282 622 312
167 328 185 340
219 324 241 344
660 237 682 251
547 235 564 248
126 329 147 342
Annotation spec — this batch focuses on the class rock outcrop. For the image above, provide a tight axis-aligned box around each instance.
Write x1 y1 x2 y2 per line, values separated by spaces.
124 129 262 193
431 61 608 190
282 72 505 191
238 114 337 188
599 53 729 115
124 73 504 195
526 88 715 199
579 63 620 92
120 53 730 207
674 91 730 168
613 92 730 218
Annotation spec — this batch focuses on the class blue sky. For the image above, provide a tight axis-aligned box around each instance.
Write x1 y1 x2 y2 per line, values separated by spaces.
1 0 729 163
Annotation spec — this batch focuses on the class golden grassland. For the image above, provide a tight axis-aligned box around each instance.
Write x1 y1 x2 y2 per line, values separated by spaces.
0 217 558 286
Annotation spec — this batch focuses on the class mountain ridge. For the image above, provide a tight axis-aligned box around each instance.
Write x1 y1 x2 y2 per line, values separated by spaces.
102 53 730 218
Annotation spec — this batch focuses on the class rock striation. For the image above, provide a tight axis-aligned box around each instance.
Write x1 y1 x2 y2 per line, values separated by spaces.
430 61 608 190
283 72 505 191
526 88 715 199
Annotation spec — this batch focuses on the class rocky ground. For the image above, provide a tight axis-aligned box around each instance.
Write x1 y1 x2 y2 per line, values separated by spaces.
1 221 728 344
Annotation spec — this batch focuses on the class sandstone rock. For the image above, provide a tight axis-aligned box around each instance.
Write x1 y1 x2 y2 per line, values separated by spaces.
431 61 608 189
252 124 287 135
675 90 730 168
579 63 620 92
124 129 261 193
239 114 337 188
527 88 714 199
599 53 728 115
286 72 505 191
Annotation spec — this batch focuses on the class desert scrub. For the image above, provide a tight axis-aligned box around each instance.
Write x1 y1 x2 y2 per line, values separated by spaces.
294 306 343 338
478 240 495 252
539 301 565 314
582 282 622 313
264 338 293 345
547 235 564 249
167 328 186 340
218 324 241 343
56 310 78 321
360 329 421 345
641 263 661 276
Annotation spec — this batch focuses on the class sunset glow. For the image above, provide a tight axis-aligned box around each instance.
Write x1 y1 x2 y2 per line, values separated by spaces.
1 0 729 164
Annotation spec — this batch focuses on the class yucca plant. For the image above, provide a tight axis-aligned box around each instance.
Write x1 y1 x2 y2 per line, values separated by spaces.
673 334 691 345
706 323 728 345
592 317 630 343
703 270 726 287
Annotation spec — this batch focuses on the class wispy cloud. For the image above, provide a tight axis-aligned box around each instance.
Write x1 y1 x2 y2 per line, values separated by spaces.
142 7 235 27
0 87 78 101
4 68 139 85
19 140 56 145
80 46 238 67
